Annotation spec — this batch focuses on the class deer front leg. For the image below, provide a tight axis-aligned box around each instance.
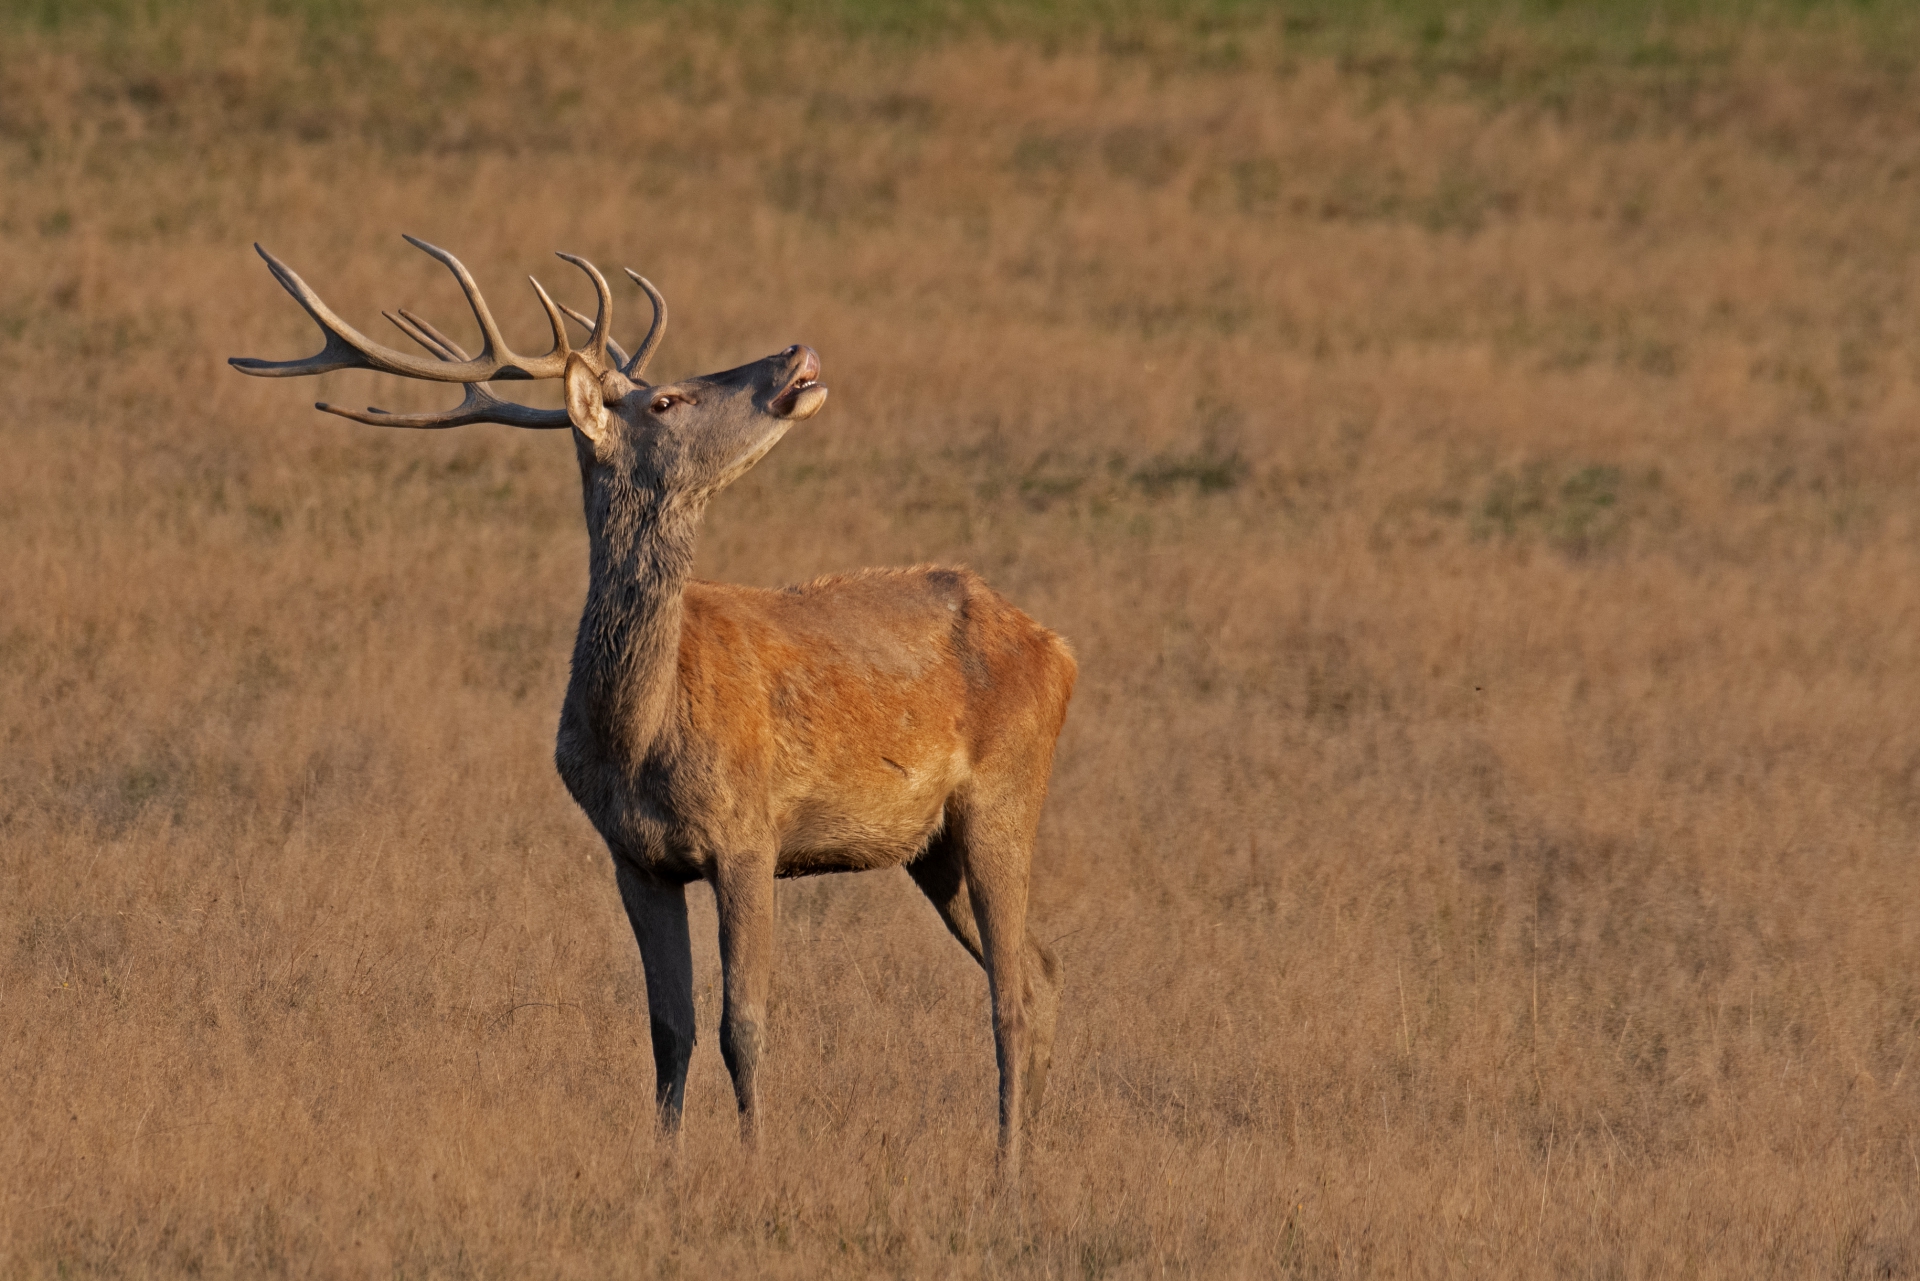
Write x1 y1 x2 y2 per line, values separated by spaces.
712 854 776 1147
615 864 696 1133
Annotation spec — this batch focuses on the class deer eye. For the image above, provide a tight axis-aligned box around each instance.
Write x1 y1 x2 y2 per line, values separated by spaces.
649 395 678 414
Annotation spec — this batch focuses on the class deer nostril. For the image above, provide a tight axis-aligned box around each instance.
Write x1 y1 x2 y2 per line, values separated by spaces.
784 345 799 357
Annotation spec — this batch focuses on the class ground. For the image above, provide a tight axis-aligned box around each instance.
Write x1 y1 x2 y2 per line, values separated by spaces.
2 2 1918 1275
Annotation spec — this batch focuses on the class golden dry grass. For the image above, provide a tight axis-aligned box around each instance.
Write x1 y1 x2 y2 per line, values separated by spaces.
4 6 1919 1276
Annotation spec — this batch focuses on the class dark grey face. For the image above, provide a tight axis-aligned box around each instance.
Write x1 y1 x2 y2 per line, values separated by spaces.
565 345 826 500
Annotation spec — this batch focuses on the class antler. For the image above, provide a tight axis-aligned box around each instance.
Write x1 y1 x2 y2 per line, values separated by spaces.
229 236 671 430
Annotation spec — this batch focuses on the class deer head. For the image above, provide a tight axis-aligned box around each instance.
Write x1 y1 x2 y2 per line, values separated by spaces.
562 344 826 509
228 235 828 502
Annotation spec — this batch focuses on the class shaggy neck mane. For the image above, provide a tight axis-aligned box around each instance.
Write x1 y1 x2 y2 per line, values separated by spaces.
569 468 700 767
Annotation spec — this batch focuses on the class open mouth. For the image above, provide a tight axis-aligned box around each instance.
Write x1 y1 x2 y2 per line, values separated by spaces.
770 346 828 419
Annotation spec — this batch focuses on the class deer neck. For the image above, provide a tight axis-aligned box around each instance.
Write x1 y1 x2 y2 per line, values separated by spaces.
568 472 700 768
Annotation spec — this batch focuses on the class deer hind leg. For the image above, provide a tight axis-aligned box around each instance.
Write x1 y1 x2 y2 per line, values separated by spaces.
615 864 696 1134
907 830 1063 1124
712 853 776 1147
942 793 1062 1172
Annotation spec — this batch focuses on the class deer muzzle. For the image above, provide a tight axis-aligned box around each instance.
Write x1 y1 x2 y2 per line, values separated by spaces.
771 346 828 420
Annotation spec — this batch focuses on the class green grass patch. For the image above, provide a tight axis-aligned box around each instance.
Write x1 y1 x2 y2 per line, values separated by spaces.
7 0 1919 49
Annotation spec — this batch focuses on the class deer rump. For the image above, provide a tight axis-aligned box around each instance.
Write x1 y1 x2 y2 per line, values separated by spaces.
562 565 1077 884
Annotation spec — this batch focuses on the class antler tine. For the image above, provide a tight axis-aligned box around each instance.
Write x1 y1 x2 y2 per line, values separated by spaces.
555 253 614 370
317 381 569 430
527 277 573 365
230 243 435 379
386 309 469 362
399 234 517 374
556 302 632 370
622 269 669 381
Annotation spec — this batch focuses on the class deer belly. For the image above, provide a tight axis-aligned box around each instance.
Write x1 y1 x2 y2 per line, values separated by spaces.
773 757 956 875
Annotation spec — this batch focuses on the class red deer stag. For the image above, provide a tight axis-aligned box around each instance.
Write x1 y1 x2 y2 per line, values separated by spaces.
231 237 1075 1168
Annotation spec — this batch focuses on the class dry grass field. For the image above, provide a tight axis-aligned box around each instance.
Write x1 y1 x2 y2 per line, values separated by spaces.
4 2 1919 1275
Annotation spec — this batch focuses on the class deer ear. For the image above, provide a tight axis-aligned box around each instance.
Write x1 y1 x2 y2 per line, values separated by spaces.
564 353 609 440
